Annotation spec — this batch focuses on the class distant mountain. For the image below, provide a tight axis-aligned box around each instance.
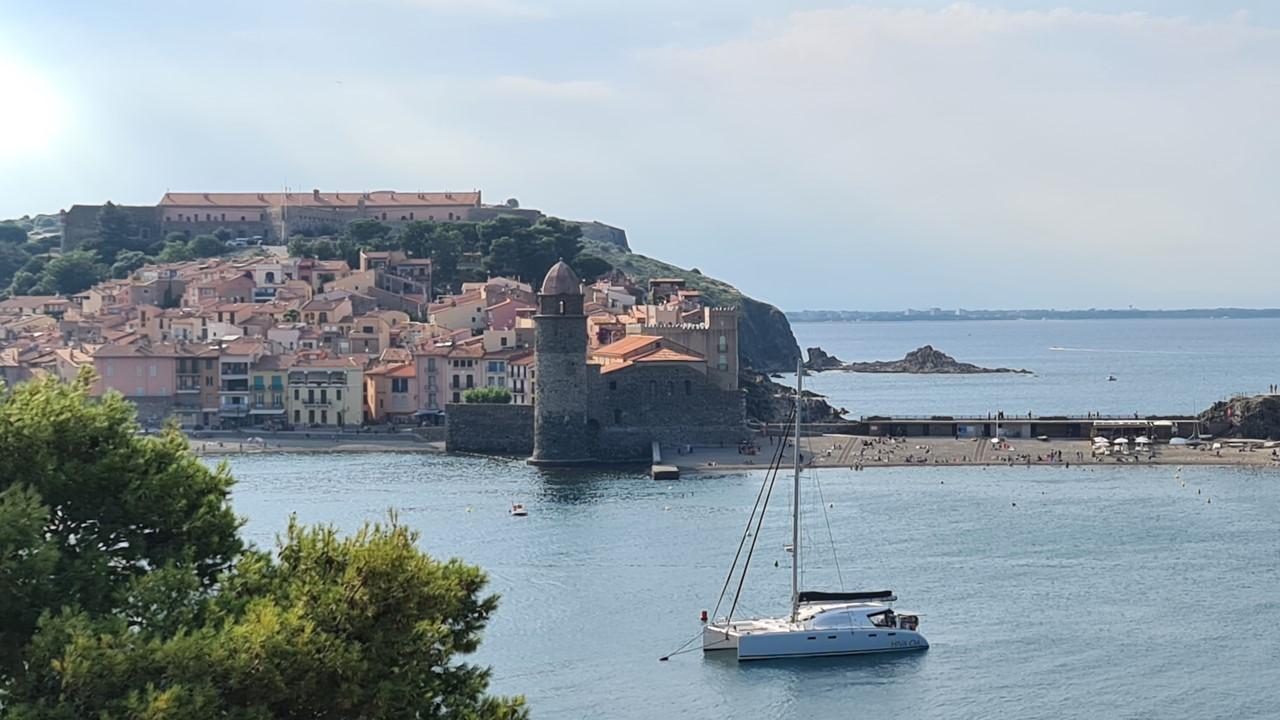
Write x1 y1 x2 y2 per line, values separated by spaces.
788 308 1280 323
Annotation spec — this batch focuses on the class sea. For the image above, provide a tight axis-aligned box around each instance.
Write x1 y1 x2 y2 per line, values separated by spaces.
218 319 1280 719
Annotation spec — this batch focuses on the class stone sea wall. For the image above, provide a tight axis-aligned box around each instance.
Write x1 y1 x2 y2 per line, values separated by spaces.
445 403 534 456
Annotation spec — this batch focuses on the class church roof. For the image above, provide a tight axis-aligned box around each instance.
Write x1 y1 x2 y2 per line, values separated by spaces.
540 261 582 296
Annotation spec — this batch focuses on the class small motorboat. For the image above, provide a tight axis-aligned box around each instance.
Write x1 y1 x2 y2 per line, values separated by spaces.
510 503 528 517
1107 375 1117 382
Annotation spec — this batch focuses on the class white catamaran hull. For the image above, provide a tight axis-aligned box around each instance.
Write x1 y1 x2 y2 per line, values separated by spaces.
705 622 928 660
737 627 927 660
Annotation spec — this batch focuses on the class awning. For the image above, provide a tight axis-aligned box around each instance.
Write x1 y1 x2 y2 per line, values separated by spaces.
798 590 896 604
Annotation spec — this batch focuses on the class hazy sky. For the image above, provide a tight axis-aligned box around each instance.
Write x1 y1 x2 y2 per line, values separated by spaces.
2 1 1277 310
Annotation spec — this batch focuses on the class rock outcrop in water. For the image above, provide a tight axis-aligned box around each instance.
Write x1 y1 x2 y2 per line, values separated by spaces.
741 369 849 425
807 345 1031 374
1200 395 1280 439
804 347 845 371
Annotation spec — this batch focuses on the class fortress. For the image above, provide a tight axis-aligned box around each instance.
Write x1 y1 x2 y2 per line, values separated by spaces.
447 261 747 463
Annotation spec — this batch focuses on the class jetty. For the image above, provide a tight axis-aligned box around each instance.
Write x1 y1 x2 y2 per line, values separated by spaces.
651 441 679 480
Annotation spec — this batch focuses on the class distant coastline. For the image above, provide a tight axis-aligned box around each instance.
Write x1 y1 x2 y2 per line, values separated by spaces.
788 308 1280 323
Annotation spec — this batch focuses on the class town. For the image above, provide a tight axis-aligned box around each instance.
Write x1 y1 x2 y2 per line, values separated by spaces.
0 190 744 461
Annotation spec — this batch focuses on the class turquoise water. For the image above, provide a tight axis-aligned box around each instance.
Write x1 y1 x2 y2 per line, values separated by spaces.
790 318 1280 417
224 453 1280 719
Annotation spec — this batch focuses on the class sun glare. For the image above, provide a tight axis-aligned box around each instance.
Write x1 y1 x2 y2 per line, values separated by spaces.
0 55 66 158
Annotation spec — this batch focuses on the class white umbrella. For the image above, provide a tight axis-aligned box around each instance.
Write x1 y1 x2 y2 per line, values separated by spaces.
1093 436 1110 444
1112 437 1129 445
1135 436 1151 444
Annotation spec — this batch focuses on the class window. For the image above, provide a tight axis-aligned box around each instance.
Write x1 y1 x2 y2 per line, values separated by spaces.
466 376 474 388
428 392 437 407
321 410 327 424
452 392 460 403
718 335 728 352
718 354 729 371
501 336 508 347
206 376 212 386
294 410 300 423
336 389 342 401
308 409 315 424
320 389 327 403
307 389 315 403
451 374 460 389
392 378 408 393
294 389 300 400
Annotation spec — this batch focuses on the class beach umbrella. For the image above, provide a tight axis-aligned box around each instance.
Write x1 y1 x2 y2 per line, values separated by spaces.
1112 437 1129 445
1135 436 1151 444
1093 436 1110 444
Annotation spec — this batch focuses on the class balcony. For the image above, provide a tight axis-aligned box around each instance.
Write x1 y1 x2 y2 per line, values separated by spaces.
218 405 250 417
176 376 202 394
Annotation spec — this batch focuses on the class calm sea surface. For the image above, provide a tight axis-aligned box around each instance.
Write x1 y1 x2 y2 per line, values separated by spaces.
223 452 1280 719
789 318 1280 417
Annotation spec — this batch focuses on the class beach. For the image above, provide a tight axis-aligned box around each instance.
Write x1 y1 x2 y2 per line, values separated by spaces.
672 434 1280 472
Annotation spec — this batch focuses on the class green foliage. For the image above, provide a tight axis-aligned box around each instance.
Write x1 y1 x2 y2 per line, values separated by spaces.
189 233 227 258
345 218 392 246
165 231 188 244
110 249 149 279
86 201 151 264
212 227 233 243
157 240 195 263
6 269 38 295
41 249 106 295
463 387 512 404
0 222 29 244
0 376 525 719
571 254 613 281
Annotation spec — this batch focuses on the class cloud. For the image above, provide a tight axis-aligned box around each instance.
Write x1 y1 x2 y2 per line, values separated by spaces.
618 4 1280 307
491 75 620 102
378 0 550 20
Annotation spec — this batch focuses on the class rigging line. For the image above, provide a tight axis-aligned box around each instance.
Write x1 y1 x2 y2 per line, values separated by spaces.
710 406 794 622
812 469 845 590
726 413 793 623
658 629 706 662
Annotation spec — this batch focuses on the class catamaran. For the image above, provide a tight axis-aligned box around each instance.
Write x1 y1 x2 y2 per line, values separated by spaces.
701 362 928 661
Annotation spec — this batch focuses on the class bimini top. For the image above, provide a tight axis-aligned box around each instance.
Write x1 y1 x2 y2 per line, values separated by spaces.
540 260 582 296
798 590 896 604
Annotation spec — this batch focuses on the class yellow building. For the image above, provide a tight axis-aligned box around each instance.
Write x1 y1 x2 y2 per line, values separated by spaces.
285 355 363 427
249 355 292 427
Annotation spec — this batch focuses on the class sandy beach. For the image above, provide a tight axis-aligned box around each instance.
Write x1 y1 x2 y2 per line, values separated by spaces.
672 434 1280 473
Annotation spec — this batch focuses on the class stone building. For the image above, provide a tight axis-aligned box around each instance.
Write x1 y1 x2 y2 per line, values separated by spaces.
526 262 746 465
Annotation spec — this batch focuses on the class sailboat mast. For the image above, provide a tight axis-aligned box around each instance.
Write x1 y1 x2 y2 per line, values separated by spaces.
791 358 802 622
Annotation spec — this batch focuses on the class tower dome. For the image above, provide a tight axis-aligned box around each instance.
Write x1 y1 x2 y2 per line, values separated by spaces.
540 260 582 296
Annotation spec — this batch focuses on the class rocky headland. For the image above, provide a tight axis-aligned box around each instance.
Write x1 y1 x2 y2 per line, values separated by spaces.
741 369 848 425
1200 395 1280 439
805 345 1031 374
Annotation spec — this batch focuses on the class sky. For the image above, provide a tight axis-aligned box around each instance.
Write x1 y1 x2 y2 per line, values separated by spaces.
1 1 1278 311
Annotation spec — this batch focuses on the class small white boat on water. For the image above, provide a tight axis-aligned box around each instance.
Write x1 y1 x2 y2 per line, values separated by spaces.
700 362 928 661
510 503 528 517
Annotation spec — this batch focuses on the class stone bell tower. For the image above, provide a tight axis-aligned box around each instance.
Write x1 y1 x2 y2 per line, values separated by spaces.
529 260 593 464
